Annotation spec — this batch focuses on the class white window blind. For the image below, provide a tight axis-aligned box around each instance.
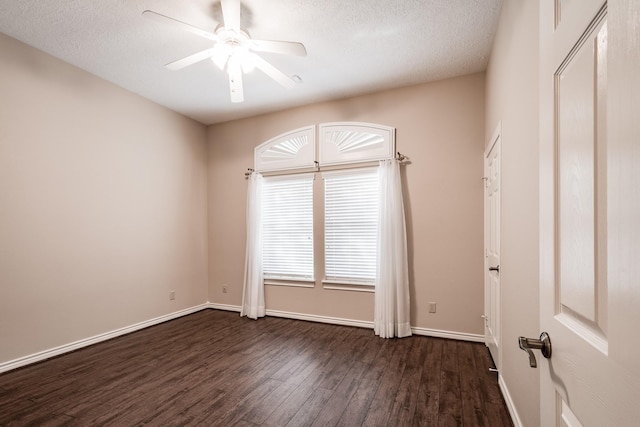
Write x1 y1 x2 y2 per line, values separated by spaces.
324 169 379 284
262 174 314 280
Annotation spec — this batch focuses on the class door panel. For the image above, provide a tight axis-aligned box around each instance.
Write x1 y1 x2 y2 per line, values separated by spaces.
484 127 500 367
540 0 640 425
555 12 607 350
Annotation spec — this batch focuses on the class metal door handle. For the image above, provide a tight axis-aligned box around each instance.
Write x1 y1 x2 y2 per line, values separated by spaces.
489 265 500 272
518 332 552 368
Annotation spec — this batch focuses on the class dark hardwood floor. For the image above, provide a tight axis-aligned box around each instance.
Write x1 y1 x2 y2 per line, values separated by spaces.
0 309 513 426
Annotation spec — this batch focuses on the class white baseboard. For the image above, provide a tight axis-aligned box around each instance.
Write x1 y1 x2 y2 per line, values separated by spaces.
1 302 485 374
410 326 484 342
206 303 373 329
206 302 241 312
0 304 209 374
265 309 374 329
499 374 522 427
207 303 483 342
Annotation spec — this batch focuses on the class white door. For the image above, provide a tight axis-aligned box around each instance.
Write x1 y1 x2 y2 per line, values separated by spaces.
484 125 501 368
538 0 640 425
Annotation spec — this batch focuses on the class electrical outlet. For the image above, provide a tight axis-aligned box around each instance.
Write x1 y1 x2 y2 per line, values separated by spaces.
428 302 436 313
169 290 175 300
222 285 228 294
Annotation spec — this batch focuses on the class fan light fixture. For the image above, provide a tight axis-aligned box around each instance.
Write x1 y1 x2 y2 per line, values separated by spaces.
210 28 256 74
143 0 307 103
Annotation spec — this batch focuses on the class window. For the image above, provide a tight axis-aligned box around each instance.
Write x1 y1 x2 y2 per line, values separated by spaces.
262 174 314 281
323 169 379 284
254 123 395 290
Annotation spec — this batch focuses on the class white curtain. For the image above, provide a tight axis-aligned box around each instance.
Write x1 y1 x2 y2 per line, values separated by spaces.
241 172 265 320
374 159 412 338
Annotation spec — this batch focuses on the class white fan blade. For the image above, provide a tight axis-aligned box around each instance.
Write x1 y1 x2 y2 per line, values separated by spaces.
251 40 307 57
227 55 244 103
165 48 217 71
250 53 296 89
220 0 241 33
142 10 218 42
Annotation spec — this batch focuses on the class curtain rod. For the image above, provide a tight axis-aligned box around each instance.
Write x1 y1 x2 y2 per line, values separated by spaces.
245 152 409 178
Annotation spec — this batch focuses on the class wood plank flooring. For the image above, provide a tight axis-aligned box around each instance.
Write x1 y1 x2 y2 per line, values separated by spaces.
0 309 513 426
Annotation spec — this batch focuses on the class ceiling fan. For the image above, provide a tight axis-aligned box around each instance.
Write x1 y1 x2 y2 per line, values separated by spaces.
143 0 307 103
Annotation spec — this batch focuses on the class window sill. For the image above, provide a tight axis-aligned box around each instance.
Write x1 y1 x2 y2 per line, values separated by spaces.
264 278 315 288
322 280 375 293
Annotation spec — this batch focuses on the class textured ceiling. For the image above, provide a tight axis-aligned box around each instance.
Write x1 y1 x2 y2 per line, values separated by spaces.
0 0 502 125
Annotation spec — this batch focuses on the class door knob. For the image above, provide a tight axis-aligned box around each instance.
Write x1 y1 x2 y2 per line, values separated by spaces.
489 265 500 272
518 332 552 368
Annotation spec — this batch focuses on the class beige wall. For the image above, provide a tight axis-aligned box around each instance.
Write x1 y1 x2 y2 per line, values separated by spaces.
208 72 486 335
485 1 540 425
0 33 209 364
0 25 491 370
